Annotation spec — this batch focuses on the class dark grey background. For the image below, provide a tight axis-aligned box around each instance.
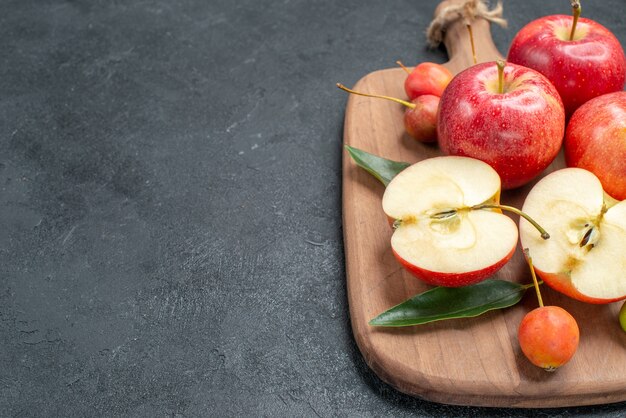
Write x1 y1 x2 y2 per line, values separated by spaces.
2 0 625 416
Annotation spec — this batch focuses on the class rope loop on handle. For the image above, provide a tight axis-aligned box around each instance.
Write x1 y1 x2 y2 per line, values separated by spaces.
426 0 508 48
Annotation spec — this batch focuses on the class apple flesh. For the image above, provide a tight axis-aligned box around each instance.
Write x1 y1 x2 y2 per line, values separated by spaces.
437 61 565 190
519 168 626 304
382 156 518 287
508 15 626 117
404 62 453 100
565 91 626 201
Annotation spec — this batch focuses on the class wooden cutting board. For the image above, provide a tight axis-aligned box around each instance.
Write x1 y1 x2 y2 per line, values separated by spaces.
341 0 626 408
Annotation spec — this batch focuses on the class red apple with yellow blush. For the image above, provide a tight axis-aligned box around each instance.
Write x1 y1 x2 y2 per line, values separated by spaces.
565 91 626 201
508 1 626 116
437 61 565 190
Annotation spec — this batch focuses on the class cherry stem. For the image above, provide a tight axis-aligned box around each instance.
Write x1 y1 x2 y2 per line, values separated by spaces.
470 204 550 240
336 83 415 109
570 0 581 41
497 60 505 94
524 248 544 308
396 60 411 74
466 24 477 65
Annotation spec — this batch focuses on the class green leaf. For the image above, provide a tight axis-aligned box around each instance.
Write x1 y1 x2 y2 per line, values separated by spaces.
369 279 531 327
344 145 410 187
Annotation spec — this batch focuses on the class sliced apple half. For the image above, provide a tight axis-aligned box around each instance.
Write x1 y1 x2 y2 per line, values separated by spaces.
382 156 519 287
520 168 626 304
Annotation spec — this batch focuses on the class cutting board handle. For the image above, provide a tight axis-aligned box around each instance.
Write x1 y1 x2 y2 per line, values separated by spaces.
431 0 505 74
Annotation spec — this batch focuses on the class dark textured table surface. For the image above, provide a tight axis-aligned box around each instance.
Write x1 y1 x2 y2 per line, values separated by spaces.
2 0 626 416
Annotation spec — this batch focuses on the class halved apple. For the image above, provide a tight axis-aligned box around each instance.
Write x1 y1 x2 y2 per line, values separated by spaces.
519 168 626 304
382 156 519 287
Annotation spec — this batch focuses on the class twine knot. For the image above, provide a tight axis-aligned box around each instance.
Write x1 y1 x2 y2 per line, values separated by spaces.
426 0 508 48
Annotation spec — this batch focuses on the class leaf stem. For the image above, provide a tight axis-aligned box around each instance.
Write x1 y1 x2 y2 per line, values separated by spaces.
524 248 544 308
470 204 550 240
570 1 581 41
336 83 415 109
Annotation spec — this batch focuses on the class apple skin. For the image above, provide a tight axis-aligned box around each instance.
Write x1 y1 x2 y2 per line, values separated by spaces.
404 94 439 143
437 61 565 190
529 270 626 305
404 62 453 100
508 15 626 117
565 91 626 201
392 244 515 288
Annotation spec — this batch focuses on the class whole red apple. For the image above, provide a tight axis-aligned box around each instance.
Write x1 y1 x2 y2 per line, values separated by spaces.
437 61 565 190
508 13 626 117
404 62 453 100
565 91 626 201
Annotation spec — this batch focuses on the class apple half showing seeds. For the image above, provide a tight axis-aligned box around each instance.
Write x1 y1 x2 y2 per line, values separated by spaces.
520 168 626 304
382 156 520 288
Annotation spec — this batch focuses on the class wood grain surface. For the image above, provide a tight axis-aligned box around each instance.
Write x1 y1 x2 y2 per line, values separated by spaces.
341 1 626 408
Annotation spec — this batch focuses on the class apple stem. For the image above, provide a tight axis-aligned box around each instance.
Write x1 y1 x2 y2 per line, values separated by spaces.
471 204 550 240
466 24 477 65
497 60 505 94
570 0 581 41
336 83 416 109
524 248 544 308
396 60 411 74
